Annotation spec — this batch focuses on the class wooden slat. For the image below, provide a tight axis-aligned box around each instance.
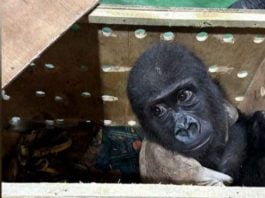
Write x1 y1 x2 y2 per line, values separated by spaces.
89 5 265 28
3 183 265 198
2 0 98 88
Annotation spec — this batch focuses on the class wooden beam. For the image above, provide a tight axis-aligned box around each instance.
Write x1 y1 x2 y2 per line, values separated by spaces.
89 5 265 28
3 183 265 198
2 0 98 88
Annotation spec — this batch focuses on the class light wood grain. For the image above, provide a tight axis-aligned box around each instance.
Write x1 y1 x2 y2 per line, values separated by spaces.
89 5 265 27
3 183 265 198
2 0 98 88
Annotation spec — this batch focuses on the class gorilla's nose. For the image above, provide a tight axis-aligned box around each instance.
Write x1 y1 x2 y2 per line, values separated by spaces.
174 114 199 143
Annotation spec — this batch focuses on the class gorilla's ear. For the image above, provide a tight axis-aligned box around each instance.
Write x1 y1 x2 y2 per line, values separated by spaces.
223 100 238 143
223 100 239 126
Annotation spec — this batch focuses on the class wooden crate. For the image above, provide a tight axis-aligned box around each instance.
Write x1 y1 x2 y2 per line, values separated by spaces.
2 3 265 198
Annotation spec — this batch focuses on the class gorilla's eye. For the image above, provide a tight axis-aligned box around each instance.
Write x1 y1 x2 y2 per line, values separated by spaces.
151 105 166 117
177 89 193 102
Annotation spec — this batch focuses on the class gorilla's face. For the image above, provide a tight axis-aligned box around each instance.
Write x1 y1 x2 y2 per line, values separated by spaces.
144 79 214 153
127 42 227 156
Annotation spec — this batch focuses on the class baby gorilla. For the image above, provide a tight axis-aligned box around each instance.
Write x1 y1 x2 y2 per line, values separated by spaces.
127 42 265 186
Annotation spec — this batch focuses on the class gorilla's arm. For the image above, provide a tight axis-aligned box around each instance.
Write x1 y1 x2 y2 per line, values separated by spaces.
218 120 248 183
249 111 265 151
219 111 265 186
240 111 265 186
140 138 233 186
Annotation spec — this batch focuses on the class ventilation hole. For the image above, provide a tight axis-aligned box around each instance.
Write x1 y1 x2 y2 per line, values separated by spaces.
223 34 234 43
80 64 88 71
85 120 91 123
135 29 147 39
81 92 91 98
54 96 63 102
44 64 55 69
102 27 112 37
35 91 45 97
235 96 245 102
45 120 55 126
102 95 118 102
45 120 55 129
70 23 80 32
104 120 112 125
237 71 248 78
128 120 137 126
102 65 111 72
55 119 64 125
208 65 218 73
2 90 11 101
9 116 21 126
196 32 208 42
162 32 175 41
253 34 265 44
101 65 131 72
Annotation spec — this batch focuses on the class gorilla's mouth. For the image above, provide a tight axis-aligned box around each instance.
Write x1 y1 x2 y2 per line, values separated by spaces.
175 123 199 137
179 131 212 153
189 135 211 151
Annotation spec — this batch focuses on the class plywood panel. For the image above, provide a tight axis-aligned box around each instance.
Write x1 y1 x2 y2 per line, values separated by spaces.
98 25 130 124
2 0 98 88
2 24 104 126
97 26 265 125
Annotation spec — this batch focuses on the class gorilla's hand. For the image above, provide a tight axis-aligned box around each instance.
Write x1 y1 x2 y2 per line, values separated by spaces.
140 139 233 186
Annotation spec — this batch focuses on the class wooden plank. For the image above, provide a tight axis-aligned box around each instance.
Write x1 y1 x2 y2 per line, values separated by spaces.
2 0 99 88
3 183 265 198
89 5 265 28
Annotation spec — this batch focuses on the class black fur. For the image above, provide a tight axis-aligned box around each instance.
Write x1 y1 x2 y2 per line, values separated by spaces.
127 42 265 186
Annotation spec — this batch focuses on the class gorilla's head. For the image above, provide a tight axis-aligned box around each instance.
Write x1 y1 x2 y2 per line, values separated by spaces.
127 42 230 157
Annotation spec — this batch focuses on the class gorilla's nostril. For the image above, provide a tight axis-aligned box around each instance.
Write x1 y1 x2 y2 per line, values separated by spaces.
189 123 197 130
188 123 198 134
176 129 189 137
